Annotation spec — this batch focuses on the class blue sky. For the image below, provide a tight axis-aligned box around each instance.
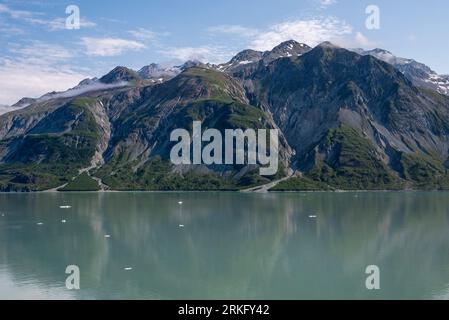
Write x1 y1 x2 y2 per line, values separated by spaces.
0 0 448 105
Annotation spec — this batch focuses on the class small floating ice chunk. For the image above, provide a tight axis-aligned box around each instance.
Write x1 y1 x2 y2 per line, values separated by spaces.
124 267 133 271
61 220 67 223
104 235 111 238
178 201 183 205
179 224 185 228
37 222 44 225
60 206 71 209
309 215 317 219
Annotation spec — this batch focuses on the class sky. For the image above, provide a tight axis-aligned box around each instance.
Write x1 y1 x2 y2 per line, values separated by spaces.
0 0 448 105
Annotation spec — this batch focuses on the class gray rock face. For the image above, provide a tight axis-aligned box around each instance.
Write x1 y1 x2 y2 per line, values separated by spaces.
233 42 449 171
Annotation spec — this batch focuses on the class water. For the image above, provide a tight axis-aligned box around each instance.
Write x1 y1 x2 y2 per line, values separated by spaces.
1 192 449 300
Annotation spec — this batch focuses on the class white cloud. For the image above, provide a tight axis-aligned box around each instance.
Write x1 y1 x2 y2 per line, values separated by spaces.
354 32 377 48
0 105 18 115
0 3 96 31
203 17 353 60
81 37 146 57
0 59 87 106
44 17 97 31
128 27 158 40
207 25 259 37
9 41 74 64
249 17 353 51
335 32 379 48
0 22 24 36
0 3 35 19
0 42 88 105
160 45 235 64
319 0 337 8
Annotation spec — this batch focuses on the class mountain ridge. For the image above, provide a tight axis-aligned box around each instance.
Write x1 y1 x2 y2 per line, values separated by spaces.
1 41 449 192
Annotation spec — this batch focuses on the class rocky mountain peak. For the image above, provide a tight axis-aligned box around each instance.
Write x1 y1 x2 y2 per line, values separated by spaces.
179 60 209 70
230 49 264 64
262 40 311 63
11 97 37 109
138 63 181 81
315 41 340 49
77 78 99 87
99 66 142 84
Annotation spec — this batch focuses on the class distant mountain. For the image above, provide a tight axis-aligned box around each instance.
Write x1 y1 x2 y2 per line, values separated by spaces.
137 63 180 83
353 48 449 96
11 97 37 109
0 105 12 115
0 99 35 115
1 40 449 192
136 60 213 83
99 66 142 84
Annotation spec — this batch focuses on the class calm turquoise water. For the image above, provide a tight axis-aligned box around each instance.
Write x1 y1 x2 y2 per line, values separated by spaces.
1 192 449 300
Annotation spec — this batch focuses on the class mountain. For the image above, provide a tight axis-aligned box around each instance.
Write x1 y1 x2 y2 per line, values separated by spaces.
262 40 311 64
1 40 449 192
236 42 449 190
0 105 12 115
354 48 449 96
11 97 37 109
137 63 181 83
2 72 137 116
99 66 142 84
0 99 36 116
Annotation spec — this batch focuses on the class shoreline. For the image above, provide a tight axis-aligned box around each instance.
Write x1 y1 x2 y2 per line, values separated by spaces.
1 189 448 194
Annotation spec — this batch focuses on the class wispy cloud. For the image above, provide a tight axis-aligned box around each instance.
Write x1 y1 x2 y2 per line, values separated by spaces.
44 17 97 31
249 17 353 51
207 25 259 37
165 16 356 63
207 16 354 53
0 41 87 105
0 65 86 106
9 41 74 64
0 3 96 31
353 32 378 47
81 37 146 57
160 45 236 64
319 0 338 8
128 27 158 41
0 21 25 36
0 3 36 19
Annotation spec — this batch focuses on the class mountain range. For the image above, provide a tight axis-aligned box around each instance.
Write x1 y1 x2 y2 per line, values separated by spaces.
1 40 449 192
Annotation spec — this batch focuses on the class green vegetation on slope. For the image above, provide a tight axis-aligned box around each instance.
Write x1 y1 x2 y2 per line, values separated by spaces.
0 163 75 192
0 98 100 191
95 157 235 191
183 99 266 130
93 96 281 191
59 172 100 192
271 176 334 191
399 152 449 190
306 125 402 190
